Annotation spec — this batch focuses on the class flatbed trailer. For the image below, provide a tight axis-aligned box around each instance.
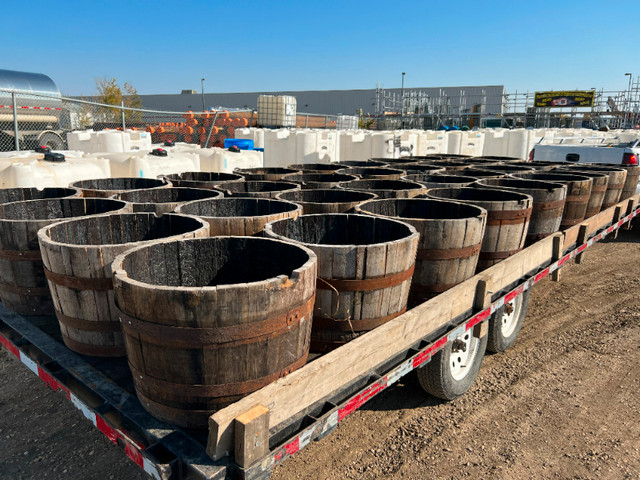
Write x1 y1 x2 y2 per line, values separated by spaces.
1 193 639 480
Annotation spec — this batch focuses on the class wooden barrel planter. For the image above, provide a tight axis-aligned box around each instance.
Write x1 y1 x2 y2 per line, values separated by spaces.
234 167 300 181
72 177 170 198
478 178 567 244
114 187 223 215
553 169 609 218
163 172 244 189
276 189 377 214
391 163 445 175
337 160 388 168
282 173 358 189
0 198 129 316
336 167 406 180
38 213 209 357
369 157 419 165
214 180 300 199
338 179 426 199
484 164 536 175
403 174 479 189
566 165 628 210
0 187 79 204
264 213 419 352
424 160 470 171
355 198 486 303
176 197 302 236
287 163 342 173
459 168 506 179
515 161 563 171
472 156 520 162
620 165 640 200
514 172 592 229
426 187 533 271
111 236 317 427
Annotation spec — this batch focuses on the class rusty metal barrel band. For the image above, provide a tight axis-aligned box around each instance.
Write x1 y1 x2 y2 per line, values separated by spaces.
118 294 315 348
55 310 122 333
62 336 126 356
129 351 309 398
607 183 624 189
44 267 114 291
0 281 50 296
0 249 42 261
411 282 459 293
316 265 415 292
416 243 481 261
533 199 566 212
479 248 524 260
591 185 608 193
486 207 532 226
312 306 407 332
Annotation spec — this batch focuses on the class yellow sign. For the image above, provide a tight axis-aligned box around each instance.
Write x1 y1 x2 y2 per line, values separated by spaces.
534 91 595 108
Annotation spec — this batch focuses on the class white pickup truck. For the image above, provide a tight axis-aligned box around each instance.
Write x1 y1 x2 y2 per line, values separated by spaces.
531 138 640 166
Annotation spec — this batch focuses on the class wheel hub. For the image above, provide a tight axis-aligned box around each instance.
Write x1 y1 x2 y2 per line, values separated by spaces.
450 331 480 381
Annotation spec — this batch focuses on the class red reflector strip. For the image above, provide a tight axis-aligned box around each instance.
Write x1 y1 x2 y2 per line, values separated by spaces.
284 438 300 456
465 308 491 330
125 442 145 468
338 379 388 421
534 268 550 283
0 332 20 357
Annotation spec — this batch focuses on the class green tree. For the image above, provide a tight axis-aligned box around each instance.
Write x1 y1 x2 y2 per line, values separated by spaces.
95 77 143 124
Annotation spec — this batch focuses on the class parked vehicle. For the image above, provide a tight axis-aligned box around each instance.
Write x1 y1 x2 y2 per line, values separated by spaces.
531 138 640 166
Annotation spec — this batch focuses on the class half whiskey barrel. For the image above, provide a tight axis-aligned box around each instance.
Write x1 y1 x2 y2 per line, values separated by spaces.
282 173 359 189
114 187 222 215
112 236 317 427
483 164 536 175
403 174 479 189
514 172 592 229
477 178 567 244
214 180 300 199
0 187 79 204
338 179 426 198
390 164 445 175
38 213 209 356
176 197 302 236
276 189 377 214
287 163 342 173
234 167 300 181
0 198 129 316
426 187 532 271
335 167 406 180
163 172 244 189
553 169 609 218
72 177 170 198
566 165 628 210
264 214 419 352
356 198 486 303
337 160 388 168
619 165 640 200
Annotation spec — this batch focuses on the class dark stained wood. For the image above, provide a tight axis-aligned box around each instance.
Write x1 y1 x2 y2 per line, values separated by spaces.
566 165 628 210
402 173 479 189
337 179 426 199
336 160 388 168
265 213 419 351
111 236 317 428
234 167 301 181
163 172 244 189
286 163 343 173
426 187 533 271
38 213 209 356
620 165 640 200
0 198 129 316
176 197 302 236
276 189 377 214
71 177 171 198
553 168 609 218
355 198 486 304
335 167 406 180
282 173 359 189
0 187 79 204
114 187 223 215
214 181 300 199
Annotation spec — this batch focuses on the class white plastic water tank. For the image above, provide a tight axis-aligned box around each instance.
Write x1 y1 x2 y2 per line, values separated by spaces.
415 130 447 155
446 131 462 155
336 115 358 130
338 130 371 161
294 130 339 164
459 131 485 156
96 148 200 178
482 129 508 156
370 132 396 158
67 129 152 154
505 129 531 160
234 128 265 149
194 147 263 172
258 95 296 127
263 129 296 167
0 151 111 189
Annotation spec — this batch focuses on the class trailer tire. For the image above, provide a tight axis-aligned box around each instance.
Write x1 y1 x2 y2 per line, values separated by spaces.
416 328 488 400
486 289 531 353
38 132 65 150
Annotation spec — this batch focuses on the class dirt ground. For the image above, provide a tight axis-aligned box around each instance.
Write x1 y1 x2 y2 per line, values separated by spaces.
1 227 640 480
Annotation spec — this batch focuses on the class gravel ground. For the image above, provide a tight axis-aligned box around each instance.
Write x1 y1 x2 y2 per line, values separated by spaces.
1 227 639 480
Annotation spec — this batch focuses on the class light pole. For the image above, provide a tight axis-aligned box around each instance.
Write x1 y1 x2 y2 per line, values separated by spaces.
624 73 632 127
201 77 206 112
401 72 406 116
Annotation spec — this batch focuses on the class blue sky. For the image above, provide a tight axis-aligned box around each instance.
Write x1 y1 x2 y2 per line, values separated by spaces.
4 1 640 96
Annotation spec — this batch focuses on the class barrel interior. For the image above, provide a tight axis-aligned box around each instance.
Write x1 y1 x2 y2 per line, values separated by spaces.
165 172 244 186
0 198 126 221
406 174 478 184
121 237 310 287
279 189 375 203
337 160 387 167
217 181 297 193
339 167 405 177
73 177 167 192
345 180 424 192
480 178 565 191
269 214 414 246
429 187 528 203
45 213 206 246
285 173 357 184
117 187 221 204
517 172 590 183
359 198 483 220
179 197 299 218
288 163 341 172
0 187 77 204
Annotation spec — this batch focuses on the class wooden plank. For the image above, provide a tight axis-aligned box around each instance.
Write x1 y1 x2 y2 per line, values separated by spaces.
234 404 270 468
206 231 557 460
612 206 623 240
551 235 564 281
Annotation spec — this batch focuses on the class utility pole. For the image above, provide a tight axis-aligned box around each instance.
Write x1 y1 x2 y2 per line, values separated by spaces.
201 77 206 112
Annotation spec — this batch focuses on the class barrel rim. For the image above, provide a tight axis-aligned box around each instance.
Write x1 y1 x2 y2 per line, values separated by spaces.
264 212 420 249
0 197 129 223
337 179 426 192
427 186 534 207
176 197 303 219
514 172 593 183
276 188 378 203
162 171 245 182
37 212 210 251
0 186 81 206
111 235 317 293
477 177 569 192
355 197 488 223
113 186 223 204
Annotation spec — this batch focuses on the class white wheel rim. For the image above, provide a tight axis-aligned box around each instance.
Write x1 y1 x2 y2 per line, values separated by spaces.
500 296 522 338
450 331 480 381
